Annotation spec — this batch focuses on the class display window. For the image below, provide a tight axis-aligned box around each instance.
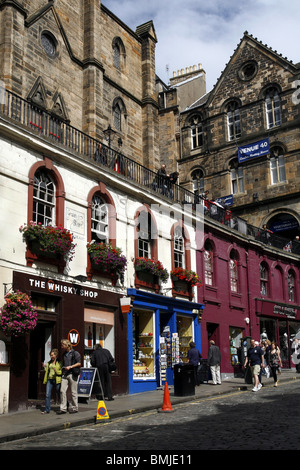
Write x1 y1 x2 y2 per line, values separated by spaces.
176 315 194 362
229 327 243 365
84 307 114 367
132 309 155 379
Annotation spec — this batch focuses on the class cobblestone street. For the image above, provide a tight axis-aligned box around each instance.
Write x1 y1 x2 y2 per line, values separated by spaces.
1 381 299 452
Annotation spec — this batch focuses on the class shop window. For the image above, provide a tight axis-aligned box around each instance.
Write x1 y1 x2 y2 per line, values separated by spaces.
265 87 281 129
229 327 243 365
132 310 155 379
260 263 268 296
31 295 57 312
84 307 114 367
177 315 194 363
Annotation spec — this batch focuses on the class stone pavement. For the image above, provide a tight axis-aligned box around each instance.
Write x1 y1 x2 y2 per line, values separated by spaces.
0 370 299 444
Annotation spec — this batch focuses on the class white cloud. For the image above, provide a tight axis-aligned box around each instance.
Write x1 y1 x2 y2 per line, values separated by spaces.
103 0 300 90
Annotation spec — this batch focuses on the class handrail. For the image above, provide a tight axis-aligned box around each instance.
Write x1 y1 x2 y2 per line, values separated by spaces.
1 87 299 255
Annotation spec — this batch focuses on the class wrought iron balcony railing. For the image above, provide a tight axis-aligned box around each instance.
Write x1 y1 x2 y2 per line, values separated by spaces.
1 87 299 255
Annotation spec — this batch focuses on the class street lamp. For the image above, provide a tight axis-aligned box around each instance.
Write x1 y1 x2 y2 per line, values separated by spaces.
103 125 116 148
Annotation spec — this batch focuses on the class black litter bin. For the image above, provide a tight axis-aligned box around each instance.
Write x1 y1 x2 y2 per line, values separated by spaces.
173 363 195 396
196 359 212 384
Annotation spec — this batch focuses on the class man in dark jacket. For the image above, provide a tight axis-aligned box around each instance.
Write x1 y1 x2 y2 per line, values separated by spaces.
91 344 115 401
207 340 222 385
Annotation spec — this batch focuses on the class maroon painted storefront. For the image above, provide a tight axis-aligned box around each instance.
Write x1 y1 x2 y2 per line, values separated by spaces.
196 228 300 376
9 271 128 411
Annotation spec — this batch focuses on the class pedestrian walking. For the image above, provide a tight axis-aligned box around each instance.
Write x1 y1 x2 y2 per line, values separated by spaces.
269 341 282 387
187 341 202 386
91 344 115 401
57 339 81 414
207 340 221 385
244 338 265 392
41 348 62 414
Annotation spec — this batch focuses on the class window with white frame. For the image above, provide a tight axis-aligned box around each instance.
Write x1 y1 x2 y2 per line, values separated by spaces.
229 159 244 194
265 87 281 129
174 226 185 268
33 170 55 226
270 147 286 184
137 210 152 258
190 116 203 149
227 102 241 141
91 194 108 243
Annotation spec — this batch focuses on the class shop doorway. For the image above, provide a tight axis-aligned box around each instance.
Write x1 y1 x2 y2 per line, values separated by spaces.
28 321 56 399
206 323 219 350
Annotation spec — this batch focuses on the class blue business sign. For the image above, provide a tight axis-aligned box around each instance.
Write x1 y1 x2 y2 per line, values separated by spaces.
238 138 270 163
216 195 233 207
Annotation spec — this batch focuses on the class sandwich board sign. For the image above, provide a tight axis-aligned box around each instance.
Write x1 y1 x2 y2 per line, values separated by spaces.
77 367 103 401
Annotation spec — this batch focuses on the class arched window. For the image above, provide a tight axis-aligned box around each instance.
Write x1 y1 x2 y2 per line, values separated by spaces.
135 207 157 261
112 37 126 71
174 226 185 268
260 263 268 296
191 168 205 195
33 169 55 226
114 103 121 132
229 250 238 292
288 270 296 302
227 101 241 141
265 87 281 129
204 239 214 286
270 146 286 185
229 159 244 194
91 194 108 243
112 97 126 134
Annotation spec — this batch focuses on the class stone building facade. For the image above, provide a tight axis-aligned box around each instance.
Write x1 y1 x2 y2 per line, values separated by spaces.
177 32 300 241
0 0 159 170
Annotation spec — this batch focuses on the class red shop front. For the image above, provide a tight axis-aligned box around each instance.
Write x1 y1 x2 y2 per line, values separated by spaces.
256 298 300 368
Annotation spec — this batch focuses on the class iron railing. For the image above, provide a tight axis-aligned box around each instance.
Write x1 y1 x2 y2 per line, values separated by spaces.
1 87 299 255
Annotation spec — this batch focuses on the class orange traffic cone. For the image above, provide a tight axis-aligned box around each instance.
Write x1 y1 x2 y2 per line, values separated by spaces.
158 382 174 413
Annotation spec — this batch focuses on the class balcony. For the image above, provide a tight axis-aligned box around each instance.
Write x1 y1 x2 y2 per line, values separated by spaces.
1 87 299 256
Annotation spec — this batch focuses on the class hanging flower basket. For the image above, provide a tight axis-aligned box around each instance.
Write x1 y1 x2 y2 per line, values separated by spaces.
170 267 202 287
134 258 169 284
87 241 127 277
0 291 38 337
19 222 76 261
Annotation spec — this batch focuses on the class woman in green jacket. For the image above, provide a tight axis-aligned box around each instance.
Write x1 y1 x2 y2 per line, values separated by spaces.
42 348 62 414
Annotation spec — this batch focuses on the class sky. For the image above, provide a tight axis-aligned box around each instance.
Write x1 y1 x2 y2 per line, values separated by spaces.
103 0 299 92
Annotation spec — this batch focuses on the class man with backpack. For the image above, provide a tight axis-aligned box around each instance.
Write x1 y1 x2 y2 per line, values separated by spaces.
57 339 81 414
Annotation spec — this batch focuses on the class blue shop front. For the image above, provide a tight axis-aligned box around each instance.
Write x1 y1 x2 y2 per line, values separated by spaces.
127 289 204 394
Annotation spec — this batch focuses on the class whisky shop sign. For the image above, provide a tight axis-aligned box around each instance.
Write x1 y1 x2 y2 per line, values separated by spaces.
28 278 99 299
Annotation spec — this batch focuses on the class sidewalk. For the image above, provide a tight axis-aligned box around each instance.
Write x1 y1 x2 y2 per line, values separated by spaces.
0 370 299 444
